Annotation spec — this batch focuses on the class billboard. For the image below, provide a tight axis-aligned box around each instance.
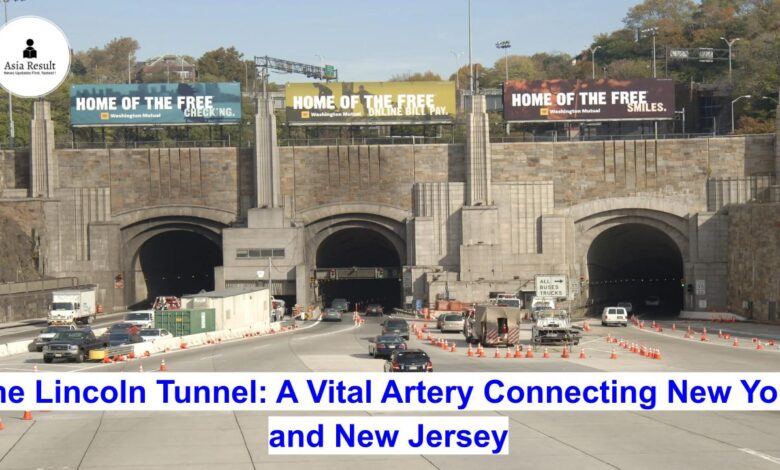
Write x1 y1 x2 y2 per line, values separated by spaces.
503 79 674 122
285 81 455 125
70 82 241 126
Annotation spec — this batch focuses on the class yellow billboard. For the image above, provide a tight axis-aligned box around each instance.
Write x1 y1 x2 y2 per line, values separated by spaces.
285 81 456 125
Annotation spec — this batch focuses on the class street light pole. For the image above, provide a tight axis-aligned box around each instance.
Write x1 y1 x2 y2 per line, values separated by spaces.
495 40 511 82
640 27 658 78
589 46 601 80
449 50 462 91
4 0 15 149
721 37 740 81
468 0 473 94
731 94 751 134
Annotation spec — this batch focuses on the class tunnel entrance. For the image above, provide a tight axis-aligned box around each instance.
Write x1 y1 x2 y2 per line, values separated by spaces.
587 223 683 316
316 228 401 310
134 231 222 308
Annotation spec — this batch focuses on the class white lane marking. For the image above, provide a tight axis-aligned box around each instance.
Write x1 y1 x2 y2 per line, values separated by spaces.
740 448 780 465
0 367 40 372
252 345 269 350
199 354 222 360
294 325 359 341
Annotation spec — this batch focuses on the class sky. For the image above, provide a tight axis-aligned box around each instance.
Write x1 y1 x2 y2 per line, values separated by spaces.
5 0 641 82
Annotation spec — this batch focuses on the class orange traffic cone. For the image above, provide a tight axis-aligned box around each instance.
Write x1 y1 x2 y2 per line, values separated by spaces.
561 347 570 359
102 356 112 363
22 411 32 421
159 359 167 372
672 323 676 331
757 342 764 350
0 417 4 430
606 334 612 343
479 345 486 358
514 345 523 358
543 348 550 359
494 348 501 359
654 349 662 360
610 347 618 359
525 348 534 358
733 337 740 347
583 321 590 332
467 344 474 357
579 349 587 359
450 343 457 353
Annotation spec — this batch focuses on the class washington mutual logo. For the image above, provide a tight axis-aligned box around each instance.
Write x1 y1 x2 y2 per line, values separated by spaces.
4 38 56 76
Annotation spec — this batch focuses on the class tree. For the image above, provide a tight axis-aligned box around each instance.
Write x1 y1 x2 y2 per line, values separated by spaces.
197 47 247 84
73 37 139 83
389 70 442 81
624 0 697 29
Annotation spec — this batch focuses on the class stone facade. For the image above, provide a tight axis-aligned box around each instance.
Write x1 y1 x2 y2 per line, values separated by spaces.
1 100 777 315
727 203 780 321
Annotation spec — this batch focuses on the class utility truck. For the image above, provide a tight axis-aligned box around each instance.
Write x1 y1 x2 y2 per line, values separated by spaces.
48 287 97 325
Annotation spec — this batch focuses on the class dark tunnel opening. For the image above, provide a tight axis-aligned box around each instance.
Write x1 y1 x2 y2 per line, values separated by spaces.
587 223 683 317
316 228 402 310
136 231 222 307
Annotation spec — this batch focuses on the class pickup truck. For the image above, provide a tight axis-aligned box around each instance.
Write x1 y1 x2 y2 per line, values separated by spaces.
42 329 107 363
531 309 582 346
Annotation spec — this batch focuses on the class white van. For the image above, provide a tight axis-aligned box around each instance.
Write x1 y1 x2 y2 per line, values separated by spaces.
601 306 628 327
124 310 155 328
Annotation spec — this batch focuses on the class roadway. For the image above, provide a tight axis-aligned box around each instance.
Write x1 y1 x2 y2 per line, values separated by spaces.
0 315 778 468
0 312 127 347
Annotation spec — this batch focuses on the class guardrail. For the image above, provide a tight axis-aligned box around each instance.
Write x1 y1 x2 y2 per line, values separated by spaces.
0 277 78 296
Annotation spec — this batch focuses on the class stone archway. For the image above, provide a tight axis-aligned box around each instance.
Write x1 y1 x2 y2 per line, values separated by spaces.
120 210 228 308
301 205 408 309
570 199 690 315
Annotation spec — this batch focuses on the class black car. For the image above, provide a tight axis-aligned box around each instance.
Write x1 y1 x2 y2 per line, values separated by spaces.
106 331 144 347
368 334 406 358
384 349 432 372
381 318 410 340
365 304 384 316
43 329 107 363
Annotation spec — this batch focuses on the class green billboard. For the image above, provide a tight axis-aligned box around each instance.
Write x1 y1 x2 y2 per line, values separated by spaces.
70 82 241 126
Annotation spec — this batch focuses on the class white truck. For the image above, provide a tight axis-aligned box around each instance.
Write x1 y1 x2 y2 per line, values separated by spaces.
48 287 97 325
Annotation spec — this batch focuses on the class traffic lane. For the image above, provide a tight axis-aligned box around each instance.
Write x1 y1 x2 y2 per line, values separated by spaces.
411 321 780 373
0 312 128 347
590 323 780 372
0 319 330 373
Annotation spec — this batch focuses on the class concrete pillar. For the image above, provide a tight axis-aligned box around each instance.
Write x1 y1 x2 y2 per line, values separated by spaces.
465 94 492 206
255 96 281 208
30 101 57 198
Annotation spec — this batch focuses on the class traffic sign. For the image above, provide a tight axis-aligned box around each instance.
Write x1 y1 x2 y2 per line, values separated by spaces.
535 275 568 298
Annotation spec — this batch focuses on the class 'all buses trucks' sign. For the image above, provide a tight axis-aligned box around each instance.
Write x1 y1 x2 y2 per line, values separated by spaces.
534 275 568 298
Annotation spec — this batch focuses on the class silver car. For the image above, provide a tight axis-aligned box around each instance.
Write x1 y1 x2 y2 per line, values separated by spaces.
439 313 465 333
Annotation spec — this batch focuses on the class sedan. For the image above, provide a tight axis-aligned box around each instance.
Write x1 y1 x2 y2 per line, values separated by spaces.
365 304 384 316
106 332 144 347
31 324 77 352
384 349 433 372
368 335 407 358
321 308 342 322
381 318 410 340
439 313 465 333
139 328 173 342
